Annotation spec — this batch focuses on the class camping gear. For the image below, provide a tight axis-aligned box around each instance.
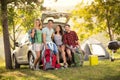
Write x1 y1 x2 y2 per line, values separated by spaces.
28 29 37 44
71 48 84 67
89 55 98 66
55 63 61 68
42 49 56 70
108 41 120 61
74 52 84 66
81 38 109 60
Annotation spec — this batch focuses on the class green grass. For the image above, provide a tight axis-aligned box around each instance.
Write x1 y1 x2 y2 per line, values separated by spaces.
0 59 120 80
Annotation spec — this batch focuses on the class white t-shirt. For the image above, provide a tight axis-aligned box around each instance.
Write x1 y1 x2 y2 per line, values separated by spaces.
42 27 54 42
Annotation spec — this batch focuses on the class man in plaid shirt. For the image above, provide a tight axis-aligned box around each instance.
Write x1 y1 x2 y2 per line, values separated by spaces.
63 24 84 66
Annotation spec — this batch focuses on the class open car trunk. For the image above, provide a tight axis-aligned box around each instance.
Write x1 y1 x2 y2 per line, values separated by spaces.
41 11 70 29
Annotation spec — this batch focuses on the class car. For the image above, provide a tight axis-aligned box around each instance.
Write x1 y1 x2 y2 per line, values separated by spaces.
12 33 36 69
12 12 70 69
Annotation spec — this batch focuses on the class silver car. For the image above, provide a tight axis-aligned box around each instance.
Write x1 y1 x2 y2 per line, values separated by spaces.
12 12 70 69
12 33 36 69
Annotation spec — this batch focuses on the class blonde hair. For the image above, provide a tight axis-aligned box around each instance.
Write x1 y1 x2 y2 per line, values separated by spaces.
34 19 42 29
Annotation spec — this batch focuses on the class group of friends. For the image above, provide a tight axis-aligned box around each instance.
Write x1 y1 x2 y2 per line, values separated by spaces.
30 19 84 70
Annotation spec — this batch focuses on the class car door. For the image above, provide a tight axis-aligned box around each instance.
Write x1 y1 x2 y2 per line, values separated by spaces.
21 34 30 62
16 34 29 63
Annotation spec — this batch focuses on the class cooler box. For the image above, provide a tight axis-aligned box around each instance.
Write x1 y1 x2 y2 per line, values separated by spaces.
89 55 98 66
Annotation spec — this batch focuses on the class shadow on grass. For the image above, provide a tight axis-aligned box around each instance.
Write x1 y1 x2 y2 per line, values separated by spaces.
45 61 120 80
101 75 120 80
0 66 62 80
0 60 120 80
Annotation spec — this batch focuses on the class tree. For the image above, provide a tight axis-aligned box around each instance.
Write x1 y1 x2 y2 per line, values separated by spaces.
1 0 12 69
72 0 120 41
0 4 2 34
0 0 43 69
89 0 120 41
71 2 99 41
7 1 42 50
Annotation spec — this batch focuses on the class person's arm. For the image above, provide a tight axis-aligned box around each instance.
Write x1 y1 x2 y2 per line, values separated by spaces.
73 31 81 49
63 34 71 49
69 31 85 54
42 33 46 44
43 33 48 49
73 31 79 44
42 28 48 49
31 29 35 38
51 29 55 41
51 33 54 41
63 34 67 45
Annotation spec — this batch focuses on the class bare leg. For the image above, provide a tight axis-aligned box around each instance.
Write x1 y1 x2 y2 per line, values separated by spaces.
56 53 60 64
66 48 72 61
34 51 41 68
61 45 67 64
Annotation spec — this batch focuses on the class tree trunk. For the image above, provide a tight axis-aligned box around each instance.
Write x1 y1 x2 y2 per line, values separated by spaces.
106 17 113 41
106 6 113 41
1 0 12 69
13 21 16 50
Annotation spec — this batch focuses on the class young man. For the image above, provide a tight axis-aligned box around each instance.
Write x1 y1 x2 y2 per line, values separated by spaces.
63 24 84 66
42 19 60 64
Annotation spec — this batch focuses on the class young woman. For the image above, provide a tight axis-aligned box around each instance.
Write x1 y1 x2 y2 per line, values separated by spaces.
31 19 43 70
54 25 67 68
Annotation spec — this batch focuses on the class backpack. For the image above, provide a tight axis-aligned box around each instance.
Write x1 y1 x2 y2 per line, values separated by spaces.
72 48 84 67
42 49 57 70
28 29 37 44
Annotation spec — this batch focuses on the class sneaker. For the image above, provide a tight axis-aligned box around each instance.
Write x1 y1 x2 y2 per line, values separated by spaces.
31 63 35 70
64 63 68 68
61 67 64 69
31 64 38 71
35 67 40 71
55 68 58 70
35 65 40 70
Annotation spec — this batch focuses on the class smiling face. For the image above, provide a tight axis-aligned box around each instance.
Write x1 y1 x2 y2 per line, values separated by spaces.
56 25 60 32
48 20 54 28
34 19 41 28
65 25 70 32
36 20 40 27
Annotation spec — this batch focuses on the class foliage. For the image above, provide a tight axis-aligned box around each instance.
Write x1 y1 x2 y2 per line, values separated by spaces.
7 1 42 50
0 0 43 69
8 1 42 33
0 4 2 35
71 0 120 41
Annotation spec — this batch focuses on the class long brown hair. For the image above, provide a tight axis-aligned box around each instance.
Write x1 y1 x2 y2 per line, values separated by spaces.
55 25 63 35
34 19 42 29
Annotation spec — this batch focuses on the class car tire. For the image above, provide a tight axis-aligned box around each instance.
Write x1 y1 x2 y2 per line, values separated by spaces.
12 55 20 69
28 53 35 69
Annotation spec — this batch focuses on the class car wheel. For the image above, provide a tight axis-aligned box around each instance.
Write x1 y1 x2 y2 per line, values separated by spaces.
28 53 35 69
12 55 20 69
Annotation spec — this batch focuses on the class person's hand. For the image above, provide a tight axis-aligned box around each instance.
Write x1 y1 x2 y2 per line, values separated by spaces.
45 44 48 49
75 41 78 44
32 29 35 34
31 29 35 38
76 45 80 48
